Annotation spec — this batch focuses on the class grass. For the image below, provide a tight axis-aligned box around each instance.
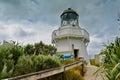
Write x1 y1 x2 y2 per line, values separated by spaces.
40 59 86 80
62 59 86 80
90 59 100 67
64 65 86 80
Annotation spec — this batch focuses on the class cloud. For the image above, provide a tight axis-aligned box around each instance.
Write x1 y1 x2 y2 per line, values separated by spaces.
88 35 103 58
0 21 57 44
0 0 120 58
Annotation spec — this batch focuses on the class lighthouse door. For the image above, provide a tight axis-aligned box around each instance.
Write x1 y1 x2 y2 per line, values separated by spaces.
74 49 78 58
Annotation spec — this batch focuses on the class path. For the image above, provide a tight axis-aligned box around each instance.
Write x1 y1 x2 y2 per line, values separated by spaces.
84 65 106 80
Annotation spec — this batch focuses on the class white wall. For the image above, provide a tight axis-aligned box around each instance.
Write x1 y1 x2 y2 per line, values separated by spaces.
55 38 89 61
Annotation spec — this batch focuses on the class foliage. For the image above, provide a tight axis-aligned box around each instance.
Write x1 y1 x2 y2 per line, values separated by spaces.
0 40 59 79
97 37 120 80
24 41 56 55
0 41 23 78
0 40 85 80
24 44 35 55
56 53 64 61
14 55 61 76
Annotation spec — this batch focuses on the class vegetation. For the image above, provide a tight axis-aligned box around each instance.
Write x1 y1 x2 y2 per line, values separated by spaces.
0 40 85 80
14 55 60 76
61 59 75 65
90 59 100 67
0 40 59 79
40 59 86 80
61 59 86 80
24 41 56 55
64 65 85 80
96 37 120 80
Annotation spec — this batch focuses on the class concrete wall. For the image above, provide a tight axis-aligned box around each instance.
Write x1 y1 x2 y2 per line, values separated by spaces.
56 38 89 61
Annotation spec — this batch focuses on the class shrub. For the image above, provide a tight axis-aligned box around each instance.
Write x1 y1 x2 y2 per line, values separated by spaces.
14 55 61 76
0 40 60 79
0 41 23 79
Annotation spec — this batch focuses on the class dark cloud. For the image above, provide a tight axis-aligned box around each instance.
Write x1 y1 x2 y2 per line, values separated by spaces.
0 0 120 26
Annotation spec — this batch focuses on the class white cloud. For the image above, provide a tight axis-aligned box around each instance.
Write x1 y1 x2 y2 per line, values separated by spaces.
87 35 105 58
0 0 120 58
0 21 56 45
90 35 103 43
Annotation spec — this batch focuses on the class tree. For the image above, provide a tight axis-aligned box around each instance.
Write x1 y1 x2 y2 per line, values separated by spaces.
24 44 35 55
0 41 23 79
25 41 56 55
0 40 59 79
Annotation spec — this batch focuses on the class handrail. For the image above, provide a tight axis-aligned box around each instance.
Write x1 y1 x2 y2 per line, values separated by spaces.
5 60 83 80
52 28 89 41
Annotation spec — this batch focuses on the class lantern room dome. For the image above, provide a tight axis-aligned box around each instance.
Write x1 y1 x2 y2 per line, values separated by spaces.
60 8 79 27
61 8 79 18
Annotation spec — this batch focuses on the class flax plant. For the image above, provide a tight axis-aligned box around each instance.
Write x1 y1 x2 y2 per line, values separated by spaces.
95 37 120 80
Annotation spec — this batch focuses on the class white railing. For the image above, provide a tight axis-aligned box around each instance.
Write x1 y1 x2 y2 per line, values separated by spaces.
52 28 89 42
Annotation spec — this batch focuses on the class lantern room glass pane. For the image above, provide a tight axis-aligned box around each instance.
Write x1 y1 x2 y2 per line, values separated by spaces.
61 13 78 26
62 13 77 20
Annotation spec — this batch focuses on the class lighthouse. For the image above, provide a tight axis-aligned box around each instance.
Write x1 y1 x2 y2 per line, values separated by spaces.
52 8 90 62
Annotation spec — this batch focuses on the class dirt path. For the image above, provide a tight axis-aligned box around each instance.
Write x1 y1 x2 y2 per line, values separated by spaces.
84 66 105 80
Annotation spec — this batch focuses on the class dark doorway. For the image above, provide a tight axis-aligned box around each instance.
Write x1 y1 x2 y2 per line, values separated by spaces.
74 49 78 58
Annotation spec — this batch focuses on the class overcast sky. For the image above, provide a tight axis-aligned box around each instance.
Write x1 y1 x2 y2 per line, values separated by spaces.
0 0 120 58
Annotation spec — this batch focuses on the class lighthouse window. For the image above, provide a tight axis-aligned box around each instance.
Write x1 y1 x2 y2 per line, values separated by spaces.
62 21 67 26
62 13 77 20
61 13 78 26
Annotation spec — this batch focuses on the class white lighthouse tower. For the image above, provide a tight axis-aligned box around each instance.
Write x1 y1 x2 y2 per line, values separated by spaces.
52 8 90 62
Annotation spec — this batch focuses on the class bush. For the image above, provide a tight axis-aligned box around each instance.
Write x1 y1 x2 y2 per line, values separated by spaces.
0 41 23 79
43 56 61 69
14 55 61 76
0 40 59 79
